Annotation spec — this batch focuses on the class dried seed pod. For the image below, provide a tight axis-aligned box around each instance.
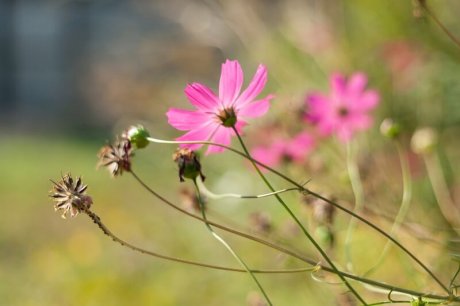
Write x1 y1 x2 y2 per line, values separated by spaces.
49 173 93 219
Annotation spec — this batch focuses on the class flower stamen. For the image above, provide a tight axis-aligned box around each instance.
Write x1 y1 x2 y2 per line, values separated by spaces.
217 107 237 127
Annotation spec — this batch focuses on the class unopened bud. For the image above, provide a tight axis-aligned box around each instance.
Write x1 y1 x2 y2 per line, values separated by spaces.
411 127 437 154
125 125 150 149
314 225 334 249
380 118 401 139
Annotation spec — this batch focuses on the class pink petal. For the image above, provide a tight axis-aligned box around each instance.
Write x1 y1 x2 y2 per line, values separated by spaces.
234 64 267 107
330 73 347 98
347 72 368 97
316 114 338 136
251 146 281 167
336 126 354 143
237 94 273 118
232 119 247 136
185 83 220 111
286 132 315 161
305 93 330 123
176 122 219 150
166 108 211 131
357 90 380 110
219 60 244 107
349 113 373 130
207 127 233 154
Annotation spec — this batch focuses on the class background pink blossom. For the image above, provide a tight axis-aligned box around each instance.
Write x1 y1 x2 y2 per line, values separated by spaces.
251 132 315 167
305 72 380 142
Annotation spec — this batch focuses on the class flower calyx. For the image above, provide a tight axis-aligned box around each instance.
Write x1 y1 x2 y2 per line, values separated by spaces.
173 148 206 182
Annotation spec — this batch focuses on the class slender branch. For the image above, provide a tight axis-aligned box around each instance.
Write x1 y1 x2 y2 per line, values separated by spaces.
83 208 316 274
193 179 273 305
197 179 299 200
364 142 413 277
424 152 460 235
344 141 365 272
129 169 458 302
145 137 450 294
129 170 313 265
419 0 460 50
450 263 460 291
365 302 408 306
231 127 368 305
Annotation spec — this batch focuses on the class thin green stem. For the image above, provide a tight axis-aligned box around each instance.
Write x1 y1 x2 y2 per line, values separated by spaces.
419 0 460 50
193 179 273 306
449 263 460 291
366 302 409 306
130 169 457 302
83 208 313 274
231 127 368 305
129 170 312 265
344 141 365 272
145 137 449 294
424 152 460 235
196 179 299 200
364 142 413 277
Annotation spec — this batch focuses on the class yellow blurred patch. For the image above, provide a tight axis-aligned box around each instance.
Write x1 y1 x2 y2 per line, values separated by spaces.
28 247 71 281
66 229 102 266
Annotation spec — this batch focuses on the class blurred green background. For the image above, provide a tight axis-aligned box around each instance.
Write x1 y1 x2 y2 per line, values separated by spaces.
1 0 460 305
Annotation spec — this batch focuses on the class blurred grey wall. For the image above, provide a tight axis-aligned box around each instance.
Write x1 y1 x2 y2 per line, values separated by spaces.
0 0 185 132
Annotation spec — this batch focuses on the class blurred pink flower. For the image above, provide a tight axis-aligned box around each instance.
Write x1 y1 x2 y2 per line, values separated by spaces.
305 72 380 142
167 59 274 154
251 132 315 167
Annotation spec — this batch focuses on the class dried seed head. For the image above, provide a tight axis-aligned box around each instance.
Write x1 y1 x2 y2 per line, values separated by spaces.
49 173 93 219
97 138 133 177
172 148 206 182
249 211 272 234
412 0 426 18
312 197 336 225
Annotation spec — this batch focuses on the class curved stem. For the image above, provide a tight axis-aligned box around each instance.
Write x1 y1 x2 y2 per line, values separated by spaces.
344 141 365 272
424 152 460 234
145 136 450 294
231 127 368 305
129 169 457 301
365 302 409 306
83 208 313 274
193 179 273 305
129 170 311 265
419 0 460 50
196 179 299 200
364 142 413 277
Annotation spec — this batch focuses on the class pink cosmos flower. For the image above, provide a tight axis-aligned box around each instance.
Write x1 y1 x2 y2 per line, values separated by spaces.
251 132 315 167
305 72 380 142
167 59 274 154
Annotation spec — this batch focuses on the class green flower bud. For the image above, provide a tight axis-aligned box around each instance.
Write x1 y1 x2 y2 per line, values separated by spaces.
411 127 437 154
126 125 150 149
380 118 401 139
314 225 334 248
173 148 206 182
